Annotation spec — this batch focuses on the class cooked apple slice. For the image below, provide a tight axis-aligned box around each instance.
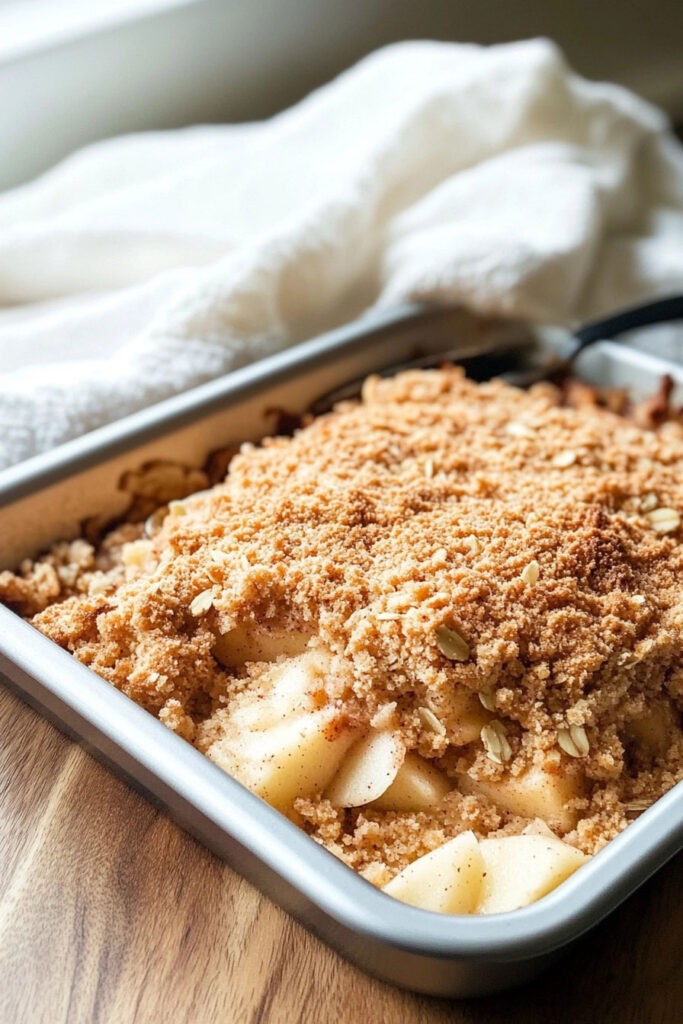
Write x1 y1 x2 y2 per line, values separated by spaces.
449 690 491 745
624 700 676 757
208 707 359 813
382 831 485 914
372 753 452 811
263 651 328 723
477 834 587 914
230 650 329 732
521 818 556 839
458 762 583 831
326 730 405 807
213 623 313 668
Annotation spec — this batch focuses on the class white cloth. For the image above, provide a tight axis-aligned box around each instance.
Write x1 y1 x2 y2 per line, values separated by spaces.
1 39 682 468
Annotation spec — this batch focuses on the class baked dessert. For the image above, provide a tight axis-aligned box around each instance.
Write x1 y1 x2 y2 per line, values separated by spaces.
2 368 682 916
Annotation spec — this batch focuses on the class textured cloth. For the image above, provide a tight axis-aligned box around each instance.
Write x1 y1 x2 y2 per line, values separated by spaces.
1 38 682 467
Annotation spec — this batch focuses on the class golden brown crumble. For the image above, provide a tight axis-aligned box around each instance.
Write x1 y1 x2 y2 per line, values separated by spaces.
2 368 682 879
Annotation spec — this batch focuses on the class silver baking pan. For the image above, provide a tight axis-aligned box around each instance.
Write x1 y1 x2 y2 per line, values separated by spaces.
1 304 682 997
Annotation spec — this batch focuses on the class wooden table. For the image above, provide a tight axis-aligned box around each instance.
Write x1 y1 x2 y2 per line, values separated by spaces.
1 684 680 1024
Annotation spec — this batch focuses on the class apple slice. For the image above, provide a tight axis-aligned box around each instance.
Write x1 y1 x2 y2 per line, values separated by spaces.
382 831 485 914
450 690 491 745
458 762 584 832
326 731 405 808
477 834 587 914
209 707 359 813
624 699 676 757
213 623 313 668
230 650 329 732
264 651 328 724
372 753 452 811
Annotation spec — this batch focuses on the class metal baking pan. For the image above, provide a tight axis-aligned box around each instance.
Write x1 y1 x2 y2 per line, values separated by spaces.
1 304 682 997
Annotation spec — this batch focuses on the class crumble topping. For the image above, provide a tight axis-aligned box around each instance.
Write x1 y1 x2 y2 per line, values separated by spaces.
2 367 682 878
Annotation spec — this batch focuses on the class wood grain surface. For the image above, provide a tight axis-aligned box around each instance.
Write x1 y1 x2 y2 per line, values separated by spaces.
1 683 680 1024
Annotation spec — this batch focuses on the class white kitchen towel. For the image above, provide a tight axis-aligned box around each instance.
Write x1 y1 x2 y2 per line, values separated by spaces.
1 38 682 468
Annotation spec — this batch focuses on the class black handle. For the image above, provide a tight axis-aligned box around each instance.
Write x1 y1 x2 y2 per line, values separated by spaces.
574 294 683 348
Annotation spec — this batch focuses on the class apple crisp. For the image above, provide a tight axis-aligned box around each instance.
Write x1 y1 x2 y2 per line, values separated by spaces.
2 368 682 914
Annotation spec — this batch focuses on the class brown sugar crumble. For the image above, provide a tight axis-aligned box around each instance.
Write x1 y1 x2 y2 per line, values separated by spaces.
2 367 682 882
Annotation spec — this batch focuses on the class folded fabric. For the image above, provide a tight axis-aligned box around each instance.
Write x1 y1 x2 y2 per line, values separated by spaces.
1 38 682 467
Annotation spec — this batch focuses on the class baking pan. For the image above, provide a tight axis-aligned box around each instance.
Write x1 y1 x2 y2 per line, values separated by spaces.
1 304 682 997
